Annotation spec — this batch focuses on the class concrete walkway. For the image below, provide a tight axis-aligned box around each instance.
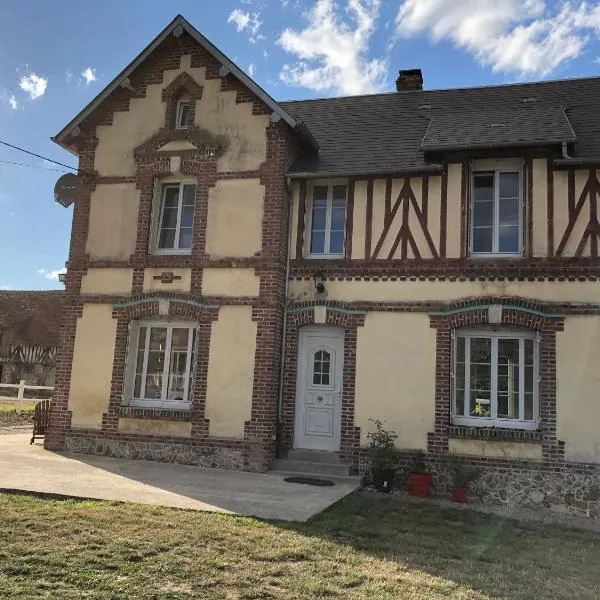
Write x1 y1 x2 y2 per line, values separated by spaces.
0 434 361 522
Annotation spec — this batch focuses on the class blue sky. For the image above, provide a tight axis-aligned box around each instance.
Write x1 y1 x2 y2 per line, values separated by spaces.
2 0 600 289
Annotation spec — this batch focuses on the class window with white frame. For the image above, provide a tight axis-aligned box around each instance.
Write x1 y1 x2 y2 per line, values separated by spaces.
155 182 196 253
127 322 196 409
453 330 539 429
176 99 192 129
307 182 347 257
471 167 522 256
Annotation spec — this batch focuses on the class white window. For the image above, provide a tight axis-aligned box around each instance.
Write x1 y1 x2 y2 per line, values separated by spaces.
176 100 192 129
306 181 347 257
471 167 522 256
155 182 196 253
453 330 539 430
127 321 196 409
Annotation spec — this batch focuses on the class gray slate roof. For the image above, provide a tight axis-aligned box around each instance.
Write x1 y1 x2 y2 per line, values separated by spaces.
281 76 600 176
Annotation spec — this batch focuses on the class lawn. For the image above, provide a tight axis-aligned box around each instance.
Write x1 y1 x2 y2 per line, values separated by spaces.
0 403 35 426
1 492 598 599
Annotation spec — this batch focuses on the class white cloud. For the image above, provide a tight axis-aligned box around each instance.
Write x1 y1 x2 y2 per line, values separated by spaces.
395 0 600 77
8 95 17 110
37 268 66 281
227 9 264 42
66 70 73 83
278 0 387 95
248 63 256 77
81 66 97 84
19 73 47 99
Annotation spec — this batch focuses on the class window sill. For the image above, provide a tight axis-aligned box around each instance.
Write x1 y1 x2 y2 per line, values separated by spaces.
449 425 542 443
152 249 192 256
304 253 345 260
120 406 192 421
468 253 524 259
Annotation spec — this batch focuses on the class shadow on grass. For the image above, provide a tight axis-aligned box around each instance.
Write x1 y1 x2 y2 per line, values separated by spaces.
279 492 600 600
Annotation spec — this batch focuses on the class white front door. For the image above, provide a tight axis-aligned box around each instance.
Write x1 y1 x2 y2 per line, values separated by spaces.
294 327 344 451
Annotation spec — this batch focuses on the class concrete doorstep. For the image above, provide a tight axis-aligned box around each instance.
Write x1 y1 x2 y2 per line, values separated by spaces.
0 434 361 522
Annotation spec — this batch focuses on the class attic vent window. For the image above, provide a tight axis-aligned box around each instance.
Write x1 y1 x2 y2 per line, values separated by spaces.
176 101 192 129
522 97 537 103
418 104 432 109
489 123 506 128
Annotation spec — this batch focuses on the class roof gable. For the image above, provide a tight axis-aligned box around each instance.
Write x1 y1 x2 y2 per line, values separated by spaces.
53 15 317 153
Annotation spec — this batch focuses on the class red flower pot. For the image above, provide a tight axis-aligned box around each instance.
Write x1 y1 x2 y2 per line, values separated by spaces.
409 472 432 498
451 487 468 503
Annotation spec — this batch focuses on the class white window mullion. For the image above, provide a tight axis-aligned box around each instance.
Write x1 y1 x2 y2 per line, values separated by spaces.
141 327 151 399
491 337 498 420
493 171 500 254
465 336 471 418
182 328 194 404
174 183 184 249
324 184 333 254
161 327 173 404
519 338 525 421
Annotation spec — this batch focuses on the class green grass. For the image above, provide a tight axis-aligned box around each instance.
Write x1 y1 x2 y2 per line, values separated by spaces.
0 492 598 599
0 403 35 425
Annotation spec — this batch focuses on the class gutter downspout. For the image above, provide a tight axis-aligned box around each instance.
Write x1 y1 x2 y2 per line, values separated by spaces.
276 176 294 458
562 141 572 160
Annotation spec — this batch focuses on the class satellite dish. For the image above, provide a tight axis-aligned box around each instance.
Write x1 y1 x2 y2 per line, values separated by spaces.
53 173 77 208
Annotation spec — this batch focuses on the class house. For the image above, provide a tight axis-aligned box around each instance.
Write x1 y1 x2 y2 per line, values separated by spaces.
0 291 63 386
46 15 600 510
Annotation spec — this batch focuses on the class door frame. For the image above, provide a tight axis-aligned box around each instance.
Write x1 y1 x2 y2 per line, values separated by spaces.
293 326 344 451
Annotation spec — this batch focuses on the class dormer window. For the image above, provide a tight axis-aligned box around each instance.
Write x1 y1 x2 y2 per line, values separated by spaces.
470 160 522 257
176 99 192 129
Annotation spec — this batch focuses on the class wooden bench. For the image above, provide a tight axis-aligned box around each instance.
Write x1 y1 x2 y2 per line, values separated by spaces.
30 400 52 445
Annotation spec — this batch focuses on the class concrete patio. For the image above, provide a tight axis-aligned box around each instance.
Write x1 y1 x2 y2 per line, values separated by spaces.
0 433 362 522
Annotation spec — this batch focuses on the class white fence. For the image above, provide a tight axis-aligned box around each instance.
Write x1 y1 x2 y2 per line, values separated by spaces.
0 380 54 414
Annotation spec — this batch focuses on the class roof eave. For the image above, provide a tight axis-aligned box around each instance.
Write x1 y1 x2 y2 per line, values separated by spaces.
287 164 443 179
52 15 316 153
422 138 576 152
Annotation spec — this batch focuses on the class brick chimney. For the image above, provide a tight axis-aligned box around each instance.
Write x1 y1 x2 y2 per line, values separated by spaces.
396 69 423 91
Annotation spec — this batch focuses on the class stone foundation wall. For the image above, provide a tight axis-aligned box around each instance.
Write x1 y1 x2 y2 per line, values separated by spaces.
64 432 248 470
356 447 600 519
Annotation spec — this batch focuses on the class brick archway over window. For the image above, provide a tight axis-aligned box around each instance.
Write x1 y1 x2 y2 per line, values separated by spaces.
102 296 220 437
428 298 565 461
280 303 366 465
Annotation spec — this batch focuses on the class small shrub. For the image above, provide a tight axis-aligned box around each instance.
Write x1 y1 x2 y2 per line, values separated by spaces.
408 450 429 474
367 419 398 471
446 457 481 488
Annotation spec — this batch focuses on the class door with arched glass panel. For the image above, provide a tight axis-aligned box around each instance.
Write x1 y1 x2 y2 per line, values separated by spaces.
294 327 344 451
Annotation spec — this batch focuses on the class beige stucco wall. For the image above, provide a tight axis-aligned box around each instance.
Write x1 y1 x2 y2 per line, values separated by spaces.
68 304 117 429
289 182 300 259
289 278 600 304
355 312 435 449
201 268 260 297
557 316 600 462
449 439 543 460
445 164 462 258
531 159 548 256
86 184 140 260
81 268 133 295
143 268 192 293
205 306 256 438
205 179 263 258
94 54 268 176
118 418 191 437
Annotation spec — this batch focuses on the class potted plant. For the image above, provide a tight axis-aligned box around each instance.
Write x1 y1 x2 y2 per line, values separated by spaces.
408 450 433 498
447 458 481 503
367 419 398 493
